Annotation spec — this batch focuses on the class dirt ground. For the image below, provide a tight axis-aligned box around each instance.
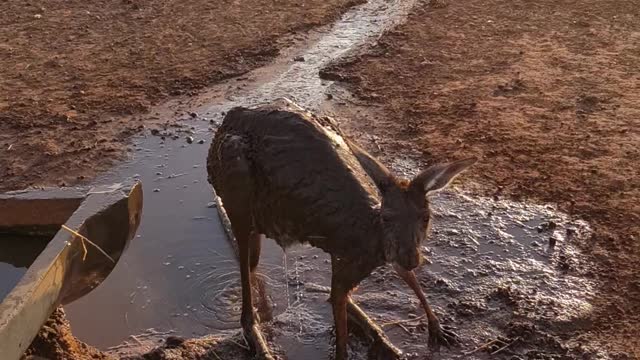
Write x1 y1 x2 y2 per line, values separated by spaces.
23 308 111 360
0 0 362 191
23 308 249 360
321 0 640 357
21 307 220 360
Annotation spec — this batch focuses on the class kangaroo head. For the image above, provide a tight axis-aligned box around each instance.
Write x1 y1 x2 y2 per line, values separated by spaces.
347 140 476 271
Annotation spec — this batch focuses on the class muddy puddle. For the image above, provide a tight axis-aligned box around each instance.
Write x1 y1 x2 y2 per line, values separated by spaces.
63 0 603 358
0 235 50 301
245 190 597 359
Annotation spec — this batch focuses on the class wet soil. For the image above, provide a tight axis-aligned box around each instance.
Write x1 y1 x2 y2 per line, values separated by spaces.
320 0 640 357
24 308 111 360
40 185 614 359
0 0 363 192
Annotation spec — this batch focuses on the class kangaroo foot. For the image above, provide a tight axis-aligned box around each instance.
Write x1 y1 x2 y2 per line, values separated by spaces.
313 282 403 359
428 322 458 351
346 298 403 360
243 323 274 360
392 265 460 351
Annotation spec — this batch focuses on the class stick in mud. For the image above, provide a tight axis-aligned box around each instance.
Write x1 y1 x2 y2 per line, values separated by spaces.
380 314 427 328
213 195 240 259
463 338 510 356
491 337 519 355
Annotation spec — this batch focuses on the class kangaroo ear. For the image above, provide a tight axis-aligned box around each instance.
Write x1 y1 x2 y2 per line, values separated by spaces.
346 139 395 192
411 157 477 194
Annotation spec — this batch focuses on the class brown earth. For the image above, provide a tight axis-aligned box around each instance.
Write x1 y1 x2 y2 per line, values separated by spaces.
0 0 362 192
321 0 640 356
23 307 252 360
23 308 112 360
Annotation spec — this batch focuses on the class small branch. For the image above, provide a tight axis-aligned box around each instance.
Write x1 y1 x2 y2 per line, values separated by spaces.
380 314 426 328
210 349 223 360
228 337 250 350
463 339 503 355
396 323 412 335
61 224 115 263
129 335 143 346
491 337 519 355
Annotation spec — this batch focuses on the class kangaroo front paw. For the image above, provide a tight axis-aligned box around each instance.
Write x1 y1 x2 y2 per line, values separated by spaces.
428 323 459 351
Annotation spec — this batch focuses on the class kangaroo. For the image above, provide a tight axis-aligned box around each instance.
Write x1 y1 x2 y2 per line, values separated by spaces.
207 98 476 360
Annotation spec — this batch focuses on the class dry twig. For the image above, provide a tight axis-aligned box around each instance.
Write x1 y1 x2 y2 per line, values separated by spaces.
463 339 503 355
380 314 427 328
61 224 115 263
491 337 519 355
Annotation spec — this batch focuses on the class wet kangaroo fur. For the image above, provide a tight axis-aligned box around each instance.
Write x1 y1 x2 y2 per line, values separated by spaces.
207 98 476 360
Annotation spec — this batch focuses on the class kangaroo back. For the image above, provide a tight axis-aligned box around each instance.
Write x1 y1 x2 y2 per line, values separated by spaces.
207 100 383 259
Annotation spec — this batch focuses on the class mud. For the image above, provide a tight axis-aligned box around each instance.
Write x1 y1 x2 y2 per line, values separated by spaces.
24 308 110 360
91 185 605 360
